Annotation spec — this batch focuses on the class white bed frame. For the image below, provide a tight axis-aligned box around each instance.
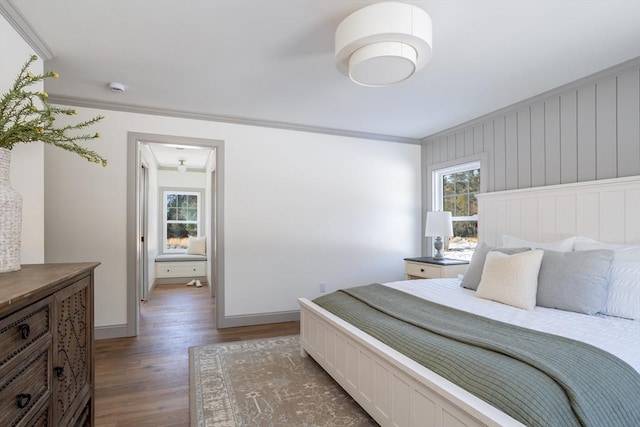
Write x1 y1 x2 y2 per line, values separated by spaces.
299 176 640 427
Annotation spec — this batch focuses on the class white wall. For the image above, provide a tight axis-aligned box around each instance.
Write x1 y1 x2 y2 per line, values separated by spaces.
0 15 44 264
157 169 207 188
44 108 422 328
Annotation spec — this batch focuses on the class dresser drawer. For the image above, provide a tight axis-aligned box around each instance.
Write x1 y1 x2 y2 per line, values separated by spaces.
23 397 52 427
156 261 206 278
0 298 51 369
404 260 468 279
0 341 52 427
405 262 443 278
0 263 97 427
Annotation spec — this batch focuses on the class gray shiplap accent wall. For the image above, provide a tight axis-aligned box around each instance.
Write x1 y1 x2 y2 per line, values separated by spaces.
422 60 640 195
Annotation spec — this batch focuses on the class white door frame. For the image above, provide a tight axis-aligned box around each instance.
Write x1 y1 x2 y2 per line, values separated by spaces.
139 162 149 301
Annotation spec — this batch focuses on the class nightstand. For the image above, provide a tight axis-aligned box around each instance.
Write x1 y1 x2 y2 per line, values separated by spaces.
404 257 469 280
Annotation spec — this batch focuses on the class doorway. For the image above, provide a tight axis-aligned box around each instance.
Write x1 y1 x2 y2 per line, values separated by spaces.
127 132 225 336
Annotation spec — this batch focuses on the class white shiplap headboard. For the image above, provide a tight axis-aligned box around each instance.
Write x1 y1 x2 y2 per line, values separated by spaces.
477 176 640 247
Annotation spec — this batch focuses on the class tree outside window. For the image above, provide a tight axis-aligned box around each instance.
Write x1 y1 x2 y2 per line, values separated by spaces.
442 168 479 239
164 191 200 252
433 161 480 260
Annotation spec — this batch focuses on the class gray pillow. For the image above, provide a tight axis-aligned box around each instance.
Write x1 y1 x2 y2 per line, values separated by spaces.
536 249 614 315
461 242 530 290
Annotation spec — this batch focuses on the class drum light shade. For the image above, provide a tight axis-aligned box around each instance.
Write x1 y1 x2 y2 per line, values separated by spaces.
335 2 432 87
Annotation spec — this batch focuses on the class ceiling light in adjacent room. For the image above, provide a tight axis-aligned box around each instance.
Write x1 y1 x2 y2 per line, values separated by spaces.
335 2 432 87
177 159 187 173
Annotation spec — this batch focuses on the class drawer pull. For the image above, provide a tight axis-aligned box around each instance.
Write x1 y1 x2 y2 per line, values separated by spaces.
16 393 31 409
54 366 65 379
19 324 30 339
420 268 425 272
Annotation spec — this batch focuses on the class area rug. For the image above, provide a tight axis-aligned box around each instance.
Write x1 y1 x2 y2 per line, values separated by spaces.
189 335 378 426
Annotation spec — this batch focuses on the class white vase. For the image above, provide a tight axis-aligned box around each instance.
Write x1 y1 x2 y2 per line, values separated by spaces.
0 147 22 272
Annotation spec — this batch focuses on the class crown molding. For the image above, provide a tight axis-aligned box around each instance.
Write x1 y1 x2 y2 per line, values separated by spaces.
0 0 53 60
1 0 418 146
421 56 640 142
49 95 421 145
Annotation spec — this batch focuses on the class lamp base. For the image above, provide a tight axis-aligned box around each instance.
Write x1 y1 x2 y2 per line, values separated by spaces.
433 236 445 259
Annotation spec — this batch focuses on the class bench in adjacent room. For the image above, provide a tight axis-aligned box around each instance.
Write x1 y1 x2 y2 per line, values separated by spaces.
155 254 207 279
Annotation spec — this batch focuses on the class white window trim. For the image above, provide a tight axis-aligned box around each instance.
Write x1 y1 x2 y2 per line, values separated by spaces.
161 189 203 253
425 153 488 257
432 160 480 221
426 153 489 213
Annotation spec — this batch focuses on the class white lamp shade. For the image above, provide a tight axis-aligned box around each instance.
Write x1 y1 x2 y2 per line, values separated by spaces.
335 1 432 87
425 211 453 237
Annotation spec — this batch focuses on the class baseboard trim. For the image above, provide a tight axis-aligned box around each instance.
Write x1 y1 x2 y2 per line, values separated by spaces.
95 324 132 340
153 277 208 286
96 311 299 337
217 310 300 329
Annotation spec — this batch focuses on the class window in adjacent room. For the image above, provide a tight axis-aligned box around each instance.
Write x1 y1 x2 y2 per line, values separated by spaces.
432 161 480 260
162 190 201 252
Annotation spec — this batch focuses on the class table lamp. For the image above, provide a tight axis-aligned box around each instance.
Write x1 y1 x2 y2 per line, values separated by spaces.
425 211 453 259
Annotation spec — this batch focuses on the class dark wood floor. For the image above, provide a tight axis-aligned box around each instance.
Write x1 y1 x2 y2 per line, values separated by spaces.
94 283 300 426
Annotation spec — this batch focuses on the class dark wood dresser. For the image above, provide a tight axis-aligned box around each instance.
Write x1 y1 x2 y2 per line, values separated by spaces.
0 263 99 427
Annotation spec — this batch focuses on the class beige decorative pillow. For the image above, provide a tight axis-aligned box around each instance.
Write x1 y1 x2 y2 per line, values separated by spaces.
460 242 530 290
186 236 206 255
475 249 544 310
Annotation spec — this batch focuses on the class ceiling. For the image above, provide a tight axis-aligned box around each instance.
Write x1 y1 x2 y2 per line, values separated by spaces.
144 143 213 172
2 0 639 147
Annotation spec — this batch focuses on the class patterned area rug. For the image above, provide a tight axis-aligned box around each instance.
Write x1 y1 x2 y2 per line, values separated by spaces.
189 335 378 426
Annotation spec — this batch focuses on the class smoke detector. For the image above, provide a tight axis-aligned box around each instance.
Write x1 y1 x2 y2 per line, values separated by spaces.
108 82 126 93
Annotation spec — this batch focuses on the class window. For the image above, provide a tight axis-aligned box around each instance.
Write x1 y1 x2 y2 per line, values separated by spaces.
163 190 201 252
432 161 480 260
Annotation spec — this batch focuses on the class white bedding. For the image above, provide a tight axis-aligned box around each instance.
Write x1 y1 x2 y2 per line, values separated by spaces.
383 278 640 373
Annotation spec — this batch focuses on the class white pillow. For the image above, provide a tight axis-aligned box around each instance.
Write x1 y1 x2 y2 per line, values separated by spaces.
502 235 575 252
573 237 640 320
186 236 206 255
573 236 630 251
475 249 544 310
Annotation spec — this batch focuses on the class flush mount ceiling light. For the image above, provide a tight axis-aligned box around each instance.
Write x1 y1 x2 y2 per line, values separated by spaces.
177 159 187 173
335 1 432 87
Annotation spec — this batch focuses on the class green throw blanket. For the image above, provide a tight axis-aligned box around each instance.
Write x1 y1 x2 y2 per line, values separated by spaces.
313 284 640 427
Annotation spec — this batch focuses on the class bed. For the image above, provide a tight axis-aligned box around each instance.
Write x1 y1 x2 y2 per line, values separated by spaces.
298 176 640 427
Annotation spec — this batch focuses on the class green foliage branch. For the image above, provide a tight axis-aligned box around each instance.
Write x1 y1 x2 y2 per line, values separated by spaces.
0 55 107 166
